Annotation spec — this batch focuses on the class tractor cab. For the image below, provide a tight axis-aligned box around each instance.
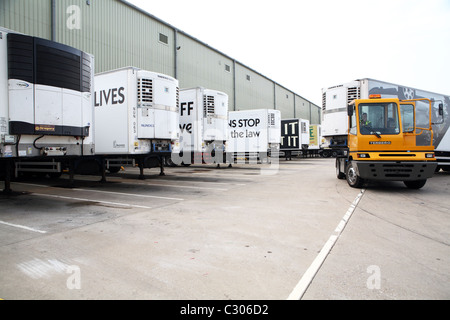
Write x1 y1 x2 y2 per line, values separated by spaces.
336 95 441 189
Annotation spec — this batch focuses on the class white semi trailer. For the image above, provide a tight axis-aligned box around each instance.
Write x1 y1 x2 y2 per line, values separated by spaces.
92 67 179 178
308 124 323 157
0 28 94 192
280 118 310 160
322 78 449 171
172 87 228 165
227 109 281 163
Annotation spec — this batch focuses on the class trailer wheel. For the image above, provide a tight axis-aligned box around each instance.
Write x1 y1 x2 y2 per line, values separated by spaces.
346 161 364 188
165 157 178 167
336 158 345 179
404 180 427 189
108 167 121 174
48 172 62 179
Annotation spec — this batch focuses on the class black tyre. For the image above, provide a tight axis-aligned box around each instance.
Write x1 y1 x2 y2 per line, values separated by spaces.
108 167 121 174
404 180 427 189
346 161 364 188
165 157 178 167
48 172 62 179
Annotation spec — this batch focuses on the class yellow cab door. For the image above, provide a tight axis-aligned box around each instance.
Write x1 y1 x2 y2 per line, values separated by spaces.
400 99 434 151
399 101 416 149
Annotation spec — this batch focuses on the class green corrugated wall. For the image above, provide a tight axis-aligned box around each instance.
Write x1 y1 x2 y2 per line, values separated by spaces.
0 0 321 123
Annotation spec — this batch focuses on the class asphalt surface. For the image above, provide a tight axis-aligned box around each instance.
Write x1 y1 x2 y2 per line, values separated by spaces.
0 157 449 300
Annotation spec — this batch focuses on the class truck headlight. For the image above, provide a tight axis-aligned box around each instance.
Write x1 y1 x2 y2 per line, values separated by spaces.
357 153 370 158
425 153 435 158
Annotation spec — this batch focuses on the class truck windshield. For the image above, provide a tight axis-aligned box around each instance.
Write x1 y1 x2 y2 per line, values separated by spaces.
358 103 399 135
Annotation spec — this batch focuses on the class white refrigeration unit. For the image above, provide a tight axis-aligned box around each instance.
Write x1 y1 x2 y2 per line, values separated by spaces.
173 87 228 165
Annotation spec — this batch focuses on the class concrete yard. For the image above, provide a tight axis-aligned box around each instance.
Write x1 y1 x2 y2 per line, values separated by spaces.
0 157 449 300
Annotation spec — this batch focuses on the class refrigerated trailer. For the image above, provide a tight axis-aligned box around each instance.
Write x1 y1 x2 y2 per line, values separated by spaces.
172 87 228 165
91 67 179 178
0 28 94 192
227 109 281 163
308 124 323 157
280 118 309 160
322 78 450 171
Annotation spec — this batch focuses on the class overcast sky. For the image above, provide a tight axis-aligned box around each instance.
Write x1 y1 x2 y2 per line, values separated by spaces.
127 0 450 106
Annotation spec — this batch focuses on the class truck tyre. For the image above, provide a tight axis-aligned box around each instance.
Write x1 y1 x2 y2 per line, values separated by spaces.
165 157 178 167
404 180 427 189
336 158 345 179
346 161 364 188
48 172 62 179
108 167 121 174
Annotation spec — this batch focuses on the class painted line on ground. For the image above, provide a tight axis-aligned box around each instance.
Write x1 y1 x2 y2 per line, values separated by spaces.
0 220 47 234
152 174 249 184
13 182 50 188
130 182 228 191
147 178 246 186
14 182 184 201
99 178 228 191
74 188 184 201
192 172 263 178
287 189 366 300
31 193 152 209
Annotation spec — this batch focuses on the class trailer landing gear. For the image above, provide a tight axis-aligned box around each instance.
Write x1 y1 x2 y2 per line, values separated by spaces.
159 157 165 176
2 160 12 194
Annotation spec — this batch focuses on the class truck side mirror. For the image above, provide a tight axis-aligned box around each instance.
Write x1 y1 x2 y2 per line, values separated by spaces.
347 105 353 117
439 103 444 116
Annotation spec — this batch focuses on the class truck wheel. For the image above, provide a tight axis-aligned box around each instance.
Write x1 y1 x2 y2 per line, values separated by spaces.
165 157 178 167
346 161 364 188
336 158 345 179
404 180 427 189
108 167 121 174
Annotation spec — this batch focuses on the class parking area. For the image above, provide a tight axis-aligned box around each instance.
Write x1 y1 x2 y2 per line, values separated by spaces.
0 157 449 300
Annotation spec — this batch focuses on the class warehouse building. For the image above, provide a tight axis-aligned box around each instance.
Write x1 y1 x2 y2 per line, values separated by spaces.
0 0 321 123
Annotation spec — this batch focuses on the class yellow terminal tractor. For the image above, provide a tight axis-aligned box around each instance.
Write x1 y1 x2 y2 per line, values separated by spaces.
336 94 444 189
